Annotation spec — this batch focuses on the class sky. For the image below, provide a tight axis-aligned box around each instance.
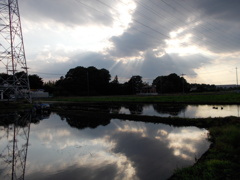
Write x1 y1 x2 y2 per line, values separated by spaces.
17 0 240 85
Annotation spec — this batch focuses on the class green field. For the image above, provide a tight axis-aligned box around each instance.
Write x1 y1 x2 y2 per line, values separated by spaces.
47 92 240 104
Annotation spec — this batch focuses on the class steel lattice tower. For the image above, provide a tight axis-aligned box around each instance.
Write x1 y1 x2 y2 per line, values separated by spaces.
0 0 31 102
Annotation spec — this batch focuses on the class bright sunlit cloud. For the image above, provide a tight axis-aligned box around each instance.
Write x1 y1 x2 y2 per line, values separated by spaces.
167 128 209 160
22 0 137 68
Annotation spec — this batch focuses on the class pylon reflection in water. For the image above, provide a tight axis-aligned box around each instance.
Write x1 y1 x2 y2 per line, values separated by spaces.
0 112 31 180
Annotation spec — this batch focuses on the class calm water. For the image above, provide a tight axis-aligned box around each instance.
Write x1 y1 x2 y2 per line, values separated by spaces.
113 104 240 118
0 111 210 180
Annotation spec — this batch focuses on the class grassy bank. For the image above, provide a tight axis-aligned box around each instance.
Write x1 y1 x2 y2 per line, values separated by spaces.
0 101 32 113
46 92 240 104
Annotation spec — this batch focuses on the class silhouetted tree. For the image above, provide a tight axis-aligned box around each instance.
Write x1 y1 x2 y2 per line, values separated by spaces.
111 75 119 84
14 72 43 89
57 66 111 96
108 75 121 95
43 80 56 94
153 73 188 93
0 73 10 84
189 83 216 92
55 76 67 95
28 74 43 89
127 75 143 94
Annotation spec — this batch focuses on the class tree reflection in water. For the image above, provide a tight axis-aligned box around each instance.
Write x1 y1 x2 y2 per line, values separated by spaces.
153 104 187 116
57 113 111 129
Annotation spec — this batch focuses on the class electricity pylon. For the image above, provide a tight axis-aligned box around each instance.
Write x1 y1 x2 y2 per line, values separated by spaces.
0 0 31 102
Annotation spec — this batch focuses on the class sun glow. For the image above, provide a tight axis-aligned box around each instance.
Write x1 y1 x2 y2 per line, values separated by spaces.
165 33 200 56
114 0 136 30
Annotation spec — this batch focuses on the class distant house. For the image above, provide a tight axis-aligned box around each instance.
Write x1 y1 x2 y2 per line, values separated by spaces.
0 87 49 100
138 85 158 95
30 89 49 98
216 84 237 89
190 86 198 92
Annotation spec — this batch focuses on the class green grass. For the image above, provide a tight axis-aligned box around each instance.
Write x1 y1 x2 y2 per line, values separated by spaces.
46 92 240 104
171 159 238 180
0 101 32 113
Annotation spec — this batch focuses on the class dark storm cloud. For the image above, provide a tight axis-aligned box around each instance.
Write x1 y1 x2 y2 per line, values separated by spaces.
189 0 240 53
20 0 114 26
194 0 240 22
109 31 159 57
140 52 209 78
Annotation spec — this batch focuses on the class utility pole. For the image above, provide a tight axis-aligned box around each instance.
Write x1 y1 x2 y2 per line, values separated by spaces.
0 0 31 102
87 71 90 95
181 73 185 94
236 67 238 89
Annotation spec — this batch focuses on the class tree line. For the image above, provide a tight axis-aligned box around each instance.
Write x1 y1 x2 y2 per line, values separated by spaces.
43 66 218 96
0 66 219 96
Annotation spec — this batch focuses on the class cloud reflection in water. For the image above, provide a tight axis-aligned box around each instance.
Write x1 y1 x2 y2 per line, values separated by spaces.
24 113 210 180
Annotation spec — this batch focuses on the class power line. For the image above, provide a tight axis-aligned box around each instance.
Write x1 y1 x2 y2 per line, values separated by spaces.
73 0 240 55
144 0 238 53
74 0 162 44
170 0 240 50
96 0 169 38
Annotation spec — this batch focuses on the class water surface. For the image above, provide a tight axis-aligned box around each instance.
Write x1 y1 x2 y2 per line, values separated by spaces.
0 112 210 180
114 104 240 118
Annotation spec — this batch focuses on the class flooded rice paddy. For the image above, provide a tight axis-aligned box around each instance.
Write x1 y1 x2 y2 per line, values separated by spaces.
1 104 239 179
0 109 211 180
110 104 240 118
